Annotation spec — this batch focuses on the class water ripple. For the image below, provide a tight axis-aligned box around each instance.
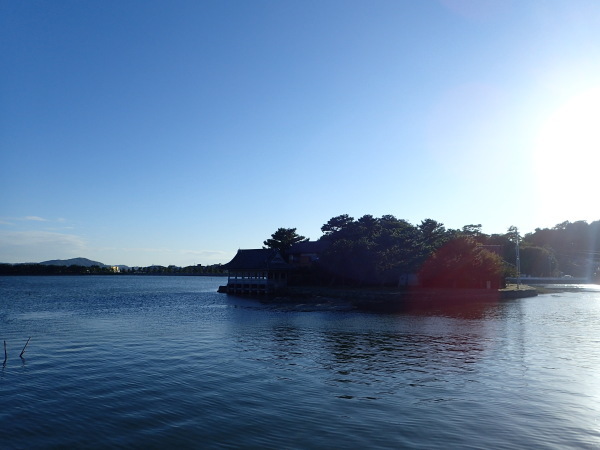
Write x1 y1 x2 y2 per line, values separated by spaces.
2 277 600 448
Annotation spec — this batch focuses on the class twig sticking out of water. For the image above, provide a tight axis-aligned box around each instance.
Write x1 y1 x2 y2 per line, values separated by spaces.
20 337 31 358
3 340 6 365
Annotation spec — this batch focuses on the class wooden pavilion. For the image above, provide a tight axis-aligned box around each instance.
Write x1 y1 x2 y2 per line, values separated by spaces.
218 249 290 294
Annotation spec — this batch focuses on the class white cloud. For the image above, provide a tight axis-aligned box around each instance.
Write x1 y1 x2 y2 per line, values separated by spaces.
0 231 87 263
0 227 230 266
0 216 57 225
24 216 49 222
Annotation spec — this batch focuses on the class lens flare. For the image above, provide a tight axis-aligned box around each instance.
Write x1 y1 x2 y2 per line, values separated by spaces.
533 86 600 223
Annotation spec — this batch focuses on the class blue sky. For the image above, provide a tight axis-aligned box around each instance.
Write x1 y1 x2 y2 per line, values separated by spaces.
2 0 599 266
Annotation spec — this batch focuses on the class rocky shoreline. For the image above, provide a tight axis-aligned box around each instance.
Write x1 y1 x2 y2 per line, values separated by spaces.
258 284 539 313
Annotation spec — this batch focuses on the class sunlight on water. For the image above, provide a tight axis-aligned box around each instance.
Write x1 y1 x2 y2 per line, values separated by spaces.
1 276 600 448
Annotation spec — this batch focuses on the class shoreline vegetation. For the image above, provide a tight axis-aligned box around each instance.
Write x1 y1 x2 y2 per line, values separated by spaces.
0 263 225 276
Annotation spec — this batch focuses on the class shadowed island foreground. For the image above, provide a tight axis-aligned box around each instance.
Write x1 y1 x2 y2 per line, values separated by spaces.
217 245 538 312
217 215 597 310
220 278 537 312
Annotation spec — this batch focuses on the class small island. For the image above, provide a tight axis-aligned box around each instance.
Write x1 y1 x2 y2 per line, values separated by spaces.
218 215 599 310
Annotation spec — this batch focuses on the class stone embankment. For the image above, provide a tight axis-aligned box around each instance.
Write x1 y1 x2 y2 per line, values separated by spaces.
278 284 538 312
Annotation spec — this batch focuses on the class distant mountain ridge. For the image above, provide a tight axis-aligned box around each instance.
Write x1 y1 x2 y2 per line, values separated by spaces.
39 257 108 267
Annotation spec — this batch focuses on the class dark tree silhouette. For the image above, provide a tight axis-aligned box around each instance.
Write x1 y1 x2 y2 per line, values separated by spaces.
263 228 308 257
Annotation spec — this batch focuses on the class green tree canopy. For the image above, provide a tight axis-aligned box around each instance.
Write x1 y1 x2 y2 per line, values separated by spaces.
519 246 557 277
419 218 449 252
419 236 507 288
318 214 426 285
321 214 354 236
263 227 308 256
523 220 600 278
269 215 599 286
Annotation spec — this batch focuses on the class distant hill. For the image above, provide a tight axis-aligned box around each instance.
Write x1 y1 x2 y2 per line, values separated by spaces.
39 257 108 267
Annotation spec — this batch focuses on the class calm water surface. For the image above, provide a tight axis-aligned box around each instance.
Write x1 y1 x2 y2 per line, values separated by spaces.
1 276 600 449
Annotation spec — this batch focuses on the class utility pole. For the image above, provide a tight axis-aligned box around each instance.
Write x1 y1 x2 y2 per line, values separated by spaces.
515 227 521 289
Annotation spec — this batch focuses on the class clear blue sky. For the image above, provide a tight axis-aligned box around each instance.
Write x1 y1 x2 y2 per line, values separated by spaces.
2 0 599 266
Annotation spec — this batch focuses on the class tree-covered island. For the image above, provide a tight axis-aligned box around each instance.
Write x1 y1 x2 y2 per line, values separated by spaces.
220 216 599 302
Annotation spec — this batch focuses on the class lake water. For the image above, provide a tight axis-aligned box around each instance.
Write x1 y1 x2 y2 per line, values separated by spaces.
1 276 600 449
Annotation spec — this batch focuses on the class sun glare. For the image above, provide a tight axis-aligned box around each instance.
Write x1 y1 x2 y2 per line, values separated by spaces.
533 86 600 223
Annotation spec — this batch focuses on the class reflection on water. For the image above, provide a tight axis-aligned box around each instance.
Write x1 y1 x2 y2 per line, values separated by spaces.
1 276 600 449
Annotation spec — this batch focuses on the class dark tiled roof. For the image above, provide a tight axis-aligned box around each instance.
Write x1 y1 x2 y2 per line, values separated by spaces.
223 249 289 270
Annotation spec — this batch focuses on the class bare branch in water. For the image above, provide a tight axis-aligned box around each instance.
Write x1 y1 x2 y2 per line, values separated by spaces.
20 337 31 358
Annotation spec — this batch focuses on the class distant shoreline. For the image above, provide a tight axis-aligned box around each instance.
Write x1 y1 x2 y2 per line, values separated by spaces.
0 272 227 277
